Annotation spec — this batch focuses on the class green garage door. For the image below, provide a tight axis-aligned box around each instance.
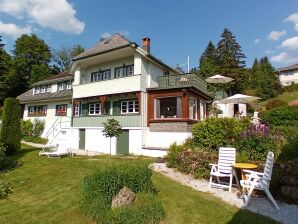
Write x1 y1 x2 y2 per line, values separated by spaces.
116 130 129 154
79 129 85 149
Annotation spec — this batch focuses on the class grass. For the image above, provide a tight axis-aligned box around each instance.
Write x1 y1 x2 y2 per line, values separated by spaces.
0 144 278 224
276 90 298 103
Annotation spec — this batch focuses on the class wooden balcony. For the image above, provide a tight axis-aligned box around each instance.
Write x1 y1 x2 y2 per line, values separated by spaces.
157 73 208 95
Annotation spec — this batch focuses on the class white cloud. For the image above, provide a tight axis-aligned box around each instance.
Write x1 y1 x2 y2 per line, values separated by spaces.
0 21 31 38
280 36 298 50
0 0 85 34
267 30 287 41
270 51 298 64
285 12 298 31
254 38 262 44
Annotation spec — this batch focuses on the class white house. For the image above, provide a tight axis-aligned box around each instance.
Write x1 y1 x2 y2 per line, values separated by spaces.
277 63 298 87
18 34 211 157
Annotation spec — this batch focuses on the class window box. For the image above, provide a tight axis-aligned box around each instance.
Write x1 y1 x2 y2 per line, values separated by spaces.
56 104 67 116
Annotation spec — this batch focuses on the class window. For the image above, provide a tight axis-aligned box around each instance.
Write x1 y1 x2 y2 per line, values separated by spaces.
121 100 139 114
200 101 206 120
56 104 67 116
66 82 72 89
35 87 40 94
28 105 47 116
115 65 134 78
89 103 101 115
91 69 111 82
74 101 80 117
155 97 181 118
284 72 294 76
189 98 197 120
41 86 46 93
58 82 66 90
46 85 51 92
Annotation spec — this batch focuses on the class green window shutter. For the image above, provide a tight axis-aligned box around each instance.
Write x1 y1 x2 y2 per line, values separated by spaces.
81 103 89 116
112 101 120 115
104 101 111 115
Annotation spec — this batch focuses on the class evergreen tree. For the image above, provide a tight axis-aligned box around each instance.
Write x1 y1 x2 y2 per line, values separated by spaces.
0 98 21 155
199 41 218 79
216 28 246 69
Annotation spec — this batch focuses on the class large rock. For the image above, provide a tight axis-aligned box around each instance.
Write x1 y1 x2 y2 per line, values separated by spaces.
111 186 136 208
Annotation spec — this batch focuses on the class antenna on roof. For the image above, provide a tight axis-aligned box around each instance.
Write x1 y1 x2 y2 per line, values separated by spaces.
176 56 190 73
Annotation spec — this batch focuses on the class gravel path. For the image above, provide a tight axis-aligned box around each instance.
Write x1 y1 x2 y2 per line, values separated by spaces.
151 162 298 224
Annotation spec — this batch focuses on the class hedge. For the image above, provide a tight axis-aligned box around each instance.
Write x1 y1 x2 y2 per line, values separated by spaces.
0 98 21 155
260 106 298 127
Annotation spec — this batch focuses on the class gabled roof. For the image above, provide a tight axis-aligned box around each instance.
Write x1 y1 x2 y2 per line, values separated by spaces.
32 72 73 87
73 33 132 61
277 63 298 72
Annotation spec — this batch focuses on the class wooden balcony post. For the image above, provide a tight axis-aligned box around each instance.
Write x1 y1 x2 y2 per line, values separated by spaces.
100 96 106 115
182 89 189 119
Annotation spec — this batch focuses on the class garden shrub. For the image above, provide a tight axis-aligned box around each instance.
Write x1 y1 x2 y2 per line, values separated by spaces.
81 162 164 224
192 117 250 150
265 98 287 110
166 143 184 168
0 142 7 170
284 83 298 92
21 119 33 137
236 124 284 161
22 136 48 144
0 98 21 155
277 133 298 162
0 179 13 199
32 119 45 137
260 106 298 127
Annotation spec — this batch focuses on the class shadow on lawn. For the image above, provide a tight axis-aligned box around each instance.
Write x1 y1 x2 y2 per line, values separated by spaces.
3 146 38 172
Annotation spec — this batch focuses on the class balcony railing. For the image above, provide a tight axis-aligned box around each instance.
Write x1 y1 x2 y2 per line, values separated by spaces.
157 73 208 95
72 114 142 127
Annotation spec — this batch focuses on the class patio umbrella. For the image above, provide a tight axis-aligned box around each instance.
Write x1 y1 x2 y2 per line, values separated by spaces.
205 74 234 84
219 94 261 104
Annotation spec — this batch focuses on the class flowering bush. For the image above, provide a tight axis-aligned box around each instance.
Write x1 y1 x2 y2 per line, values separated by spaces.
237 123 284 161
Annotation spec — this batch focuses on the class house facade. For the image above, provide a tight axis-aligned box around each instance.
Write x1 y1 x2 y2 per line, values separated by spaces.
18 34 211 157
277 63 298 86
17 73 73 145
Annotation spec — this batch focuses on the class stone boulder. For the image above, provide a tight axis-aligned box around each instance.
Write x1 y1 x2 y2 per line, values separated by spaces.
111 186 136 209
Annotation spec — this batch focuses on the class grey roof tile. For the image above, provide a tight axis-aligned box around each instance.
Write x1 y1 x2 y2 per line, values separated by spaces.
277 63 298 72
17 89 72 103
73 33 131 60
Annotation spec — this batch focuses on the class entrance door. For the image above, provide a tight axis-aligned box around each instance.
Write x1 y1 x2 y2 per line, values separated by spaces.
79 129 85 149
233 104 239 116
116 130 129 154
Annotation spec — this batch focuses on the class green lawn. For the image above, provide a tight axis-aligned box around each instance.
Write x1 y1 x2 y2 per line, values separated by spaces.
0 145 277 224
276 90 298 103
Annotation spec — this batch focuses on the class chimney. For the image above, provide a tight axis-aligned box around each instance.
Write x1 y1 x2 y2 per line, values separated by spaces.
142 37 150 53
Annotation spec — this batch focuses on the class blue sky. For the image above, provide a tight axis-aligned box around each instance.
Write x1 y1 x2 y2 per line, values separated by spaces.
0 0 298 70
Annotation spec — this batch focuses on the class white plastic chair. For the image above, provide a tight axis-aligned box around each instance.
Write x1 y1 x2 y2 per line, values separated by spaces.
209 147 236 192
39 143 70 158
240 151 280 210
251 111 261 125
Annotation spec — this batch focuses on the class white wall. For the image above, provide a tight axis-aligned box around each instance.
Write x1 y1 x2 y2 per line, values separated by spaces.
215 102 247 118
279 70 298 86
23 100 72 138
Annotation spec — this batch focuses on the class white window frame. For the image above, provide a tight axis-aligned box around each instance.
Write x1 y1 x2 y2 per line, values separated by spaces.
58 83 66 91
88 103 101 115
46 85 51 92
35 87 40 94
121 100 139 114
74 102 80 117
189 97 198 120
66 82 72 89
56 104 67 116
41 86 46 93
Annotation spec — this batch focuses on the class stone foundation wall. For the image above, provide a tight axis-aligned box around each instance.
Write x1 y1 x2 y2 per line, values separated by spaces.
149 122 194 132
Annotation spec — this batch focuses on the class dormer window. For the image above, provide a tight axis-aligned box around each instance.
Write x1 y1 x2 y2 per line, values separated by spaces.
41 86 46 93
47 85 51 92
35 87 40 94
58 83 66 91
67 82 72 89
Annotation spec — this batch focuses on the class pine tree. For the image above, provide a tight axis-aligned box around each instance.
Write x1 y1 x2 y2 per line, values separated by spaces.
216 28 246 69
199 41 218 79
